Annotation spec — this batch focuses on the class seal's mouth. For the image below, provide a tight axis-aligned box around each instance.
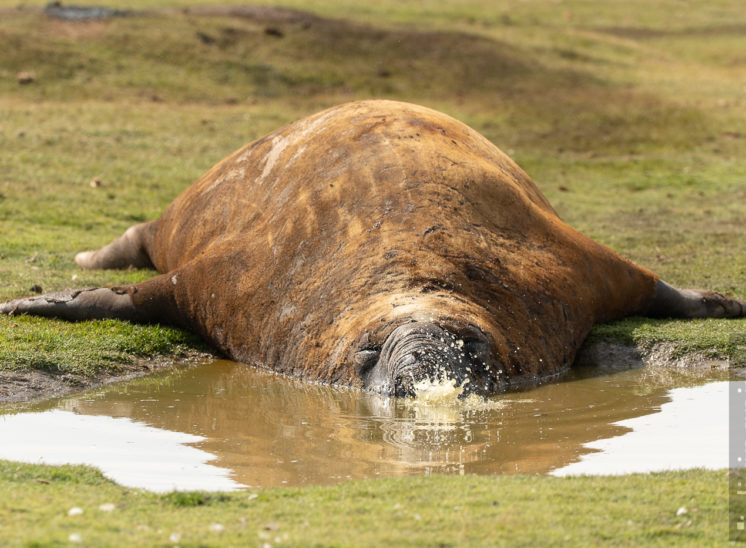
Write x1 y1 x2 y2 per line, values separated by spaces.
356 322 496 397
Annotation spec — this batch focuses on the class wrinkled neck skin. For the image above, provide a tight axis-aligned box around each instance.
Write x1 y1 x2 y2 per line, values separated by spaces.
355 321 503 397
332 289 577 398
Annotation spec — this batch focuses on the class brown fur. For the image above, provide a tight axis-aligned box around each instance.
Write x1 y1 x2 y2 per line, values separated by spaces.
123 100 659 388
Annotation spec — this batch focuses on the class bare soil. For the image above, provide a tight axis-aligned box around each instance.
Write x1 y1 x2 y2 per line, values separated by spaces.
574 341 732 370
0 350 213 405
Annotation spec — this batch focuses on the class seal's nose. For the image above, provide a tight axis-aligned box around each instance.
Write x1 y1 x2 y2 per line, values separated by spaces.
356 321 497 397
381 322 473 397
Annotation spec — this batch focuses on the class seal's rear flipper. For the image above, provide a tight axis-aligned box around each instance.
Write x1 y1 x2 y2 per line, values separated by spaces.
646 280 745 318
75 221 156 270
0 275 181 326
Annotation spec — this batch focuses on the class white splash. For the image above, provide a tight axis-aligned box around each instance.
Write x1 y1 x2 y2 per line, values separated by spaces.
408 375 506 413
412 376 464 405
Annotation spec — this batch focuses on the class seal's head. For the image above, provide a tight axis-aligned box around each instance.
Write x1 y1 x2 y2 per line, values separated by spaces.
354 321 500 397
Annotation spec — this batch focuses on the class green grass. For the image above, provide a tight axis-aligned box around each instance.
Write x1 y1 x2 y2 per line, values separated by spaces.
590 317 746 365
0 315 206 375
0 459 729 546
0 2 744 372
0 2 743 545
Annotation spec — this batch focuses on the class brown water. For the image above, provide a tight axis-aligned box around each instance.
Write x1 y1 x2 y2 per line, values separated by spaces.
0 360 728 491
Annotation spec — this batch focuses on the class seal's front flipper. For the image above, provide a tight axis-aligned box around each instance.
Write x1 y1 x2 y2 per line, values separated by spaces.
75 221 156 270
646 280 745 318
0 275 181 326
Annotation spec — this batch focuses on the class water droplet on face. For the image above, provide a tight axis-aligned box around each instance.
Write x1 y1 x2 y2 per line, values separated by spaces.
400 354 416 366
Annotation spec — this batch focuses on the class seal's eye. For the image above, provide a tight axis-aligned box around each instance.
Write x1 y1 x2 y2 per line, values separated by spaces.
461 337 489 362
454 326 490 361
353 348 380 376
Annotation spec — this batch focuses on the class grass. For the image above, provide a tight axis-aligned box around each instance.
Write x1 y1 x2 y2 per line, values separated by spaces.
0 1 742 401
0 459 729 546
0 1 743 545
1 0 744 376
0 315 206 375
590 317 746 366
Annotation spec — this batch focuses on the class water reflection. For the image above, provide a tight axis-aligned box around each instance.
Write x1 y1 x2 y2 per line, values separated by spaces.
552 381 728 476
0 409 240 492
0 360 728 490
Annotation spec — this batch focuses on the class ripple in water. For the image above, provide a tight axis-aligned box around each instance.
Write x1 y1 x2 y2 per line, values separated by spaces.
0 359 729 490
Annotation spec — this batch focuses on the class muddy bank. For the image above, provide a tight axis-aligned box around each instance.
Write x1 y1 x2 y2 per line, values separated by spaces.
0 350 214 405
574 340 733 371
0 341 733 405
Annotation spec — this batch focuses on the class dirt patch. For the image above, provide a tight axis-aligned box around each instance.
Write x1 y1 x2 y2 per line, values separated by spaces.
576 340 732 370
0 350 214 405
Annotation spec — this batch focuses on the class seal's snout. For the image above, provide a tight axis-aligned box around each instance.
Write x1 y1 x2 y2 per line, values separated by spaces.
357 322 494 397
387 323 467 397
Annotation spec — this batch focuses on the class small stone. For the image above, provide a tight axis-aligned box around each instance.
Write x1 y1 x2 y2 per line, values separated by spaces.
17 71 35 85
264 522 279 531
209 523 224 533
676 506 688 516
68 507 84 516
99 503 116 512
69 533 82 543
169 532 181 543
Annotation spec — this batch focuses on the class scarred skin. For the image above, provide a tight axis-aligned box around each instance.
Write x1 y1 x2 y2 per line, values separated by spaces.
2 101 744 395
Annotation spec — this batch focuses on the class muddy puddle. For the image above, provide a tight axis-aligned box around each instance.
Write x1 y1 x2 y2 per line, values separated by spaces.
0 360 729 491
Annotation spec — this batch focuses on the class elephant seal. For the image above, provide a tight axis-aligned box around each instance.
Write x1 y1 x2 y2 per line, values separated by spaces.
2 100 744 396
